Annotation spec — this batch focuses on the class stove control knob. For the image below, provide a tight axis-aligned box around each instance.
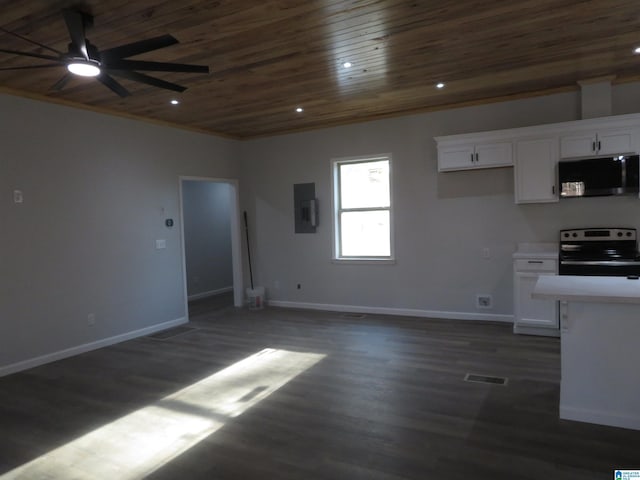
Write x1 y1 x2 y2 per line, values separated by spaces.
572 232 578 238
563 233 569 238
618 232 624 237
627 232 633 237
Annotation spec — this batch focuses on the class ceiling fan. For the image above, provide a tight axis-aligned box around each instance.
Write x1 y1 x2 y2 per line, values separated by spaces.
0 8 209 97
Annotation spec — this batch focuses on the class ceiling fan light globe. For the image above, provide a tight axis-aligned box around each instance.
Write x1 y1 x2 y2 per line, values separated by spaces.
67 61 101 77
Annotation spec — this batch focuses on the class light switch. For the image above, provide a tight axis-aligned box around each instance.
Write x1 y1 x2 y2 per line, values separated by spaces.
155 239 167 249
13 190 23 204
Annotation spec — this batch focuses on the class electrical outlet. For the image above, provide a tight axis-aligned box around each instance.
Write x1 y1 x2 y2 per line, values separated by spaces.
13 190 23 204
476 295 492 309
87 313 96 325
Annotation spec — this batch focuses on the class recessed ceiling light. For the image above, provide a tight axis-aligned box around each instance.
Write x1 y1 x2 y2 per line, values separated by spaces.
343 61 352 68
436 82 445 89
634 46 640 54
170 99 179 105
296 107 303 113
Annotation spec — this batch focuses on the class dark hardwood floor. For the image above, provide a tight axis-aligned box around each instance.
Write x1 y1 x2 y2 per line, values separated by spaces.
1 303 638 479
187 291 235 317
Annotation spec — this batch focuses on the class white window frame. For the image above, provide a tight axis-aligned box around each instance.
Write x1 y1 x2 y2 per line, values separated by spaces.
331 154 395 263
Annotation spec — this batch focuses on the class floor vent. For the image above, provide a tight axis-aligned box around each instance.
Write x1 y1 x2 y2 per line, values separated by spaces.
341 313 366 319
148 326 197 340
464 373 508 386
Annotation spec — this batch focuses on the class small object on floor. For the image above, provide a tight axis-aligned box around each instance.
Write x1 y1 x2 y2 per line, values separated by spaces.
246 286 265 310
464 373 508 386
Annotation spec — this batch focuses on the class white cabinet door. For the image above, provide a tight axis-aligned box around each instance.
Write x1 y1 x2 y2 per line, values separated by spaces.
560 129 635 158
560 132 597 158
438 142 512 171
597 129 634 155
514 272 559 329
438 144 475 171
514 137 558 204
475 142 513 168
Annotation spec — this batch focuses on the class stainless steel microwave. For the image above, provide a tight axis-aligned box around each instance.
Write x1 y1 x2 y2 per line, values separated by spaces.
558 154 640 197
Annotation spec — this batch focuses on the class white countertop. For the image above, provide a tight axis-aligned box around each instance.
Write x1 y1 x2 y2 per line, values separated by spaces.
513 242 558 259
533 275 640 304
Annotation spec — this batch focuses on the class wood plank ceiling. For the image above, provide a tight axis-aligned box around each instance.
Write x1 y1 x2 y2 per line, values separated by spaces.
2 0 640 139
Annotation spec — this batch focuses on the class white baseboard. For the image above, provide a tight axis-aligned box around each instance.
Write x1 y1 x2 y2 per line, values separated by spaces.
513 325 560 337
560 405 640 431
0 317 187 378
188 286 233 301
267 300 513 323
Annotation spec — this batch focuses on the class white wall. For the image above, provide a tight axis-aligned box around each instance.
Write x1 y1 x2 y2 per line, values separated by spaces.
239 83 640 319
4 82 640 374
182 181 233 298
0 94 239 373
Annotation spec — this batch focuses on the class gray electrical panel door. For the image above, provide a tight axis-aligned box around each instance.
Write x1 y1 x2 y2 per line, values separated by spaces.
294 183 318 233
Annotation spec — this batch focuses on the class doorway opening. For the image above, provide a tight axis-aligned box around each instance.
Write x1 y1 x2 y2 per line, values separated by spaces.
179 177 243 318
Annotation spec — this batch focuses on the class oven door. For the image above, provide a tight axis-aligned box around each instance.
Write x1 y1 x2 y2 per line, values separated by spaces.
559 260 640 276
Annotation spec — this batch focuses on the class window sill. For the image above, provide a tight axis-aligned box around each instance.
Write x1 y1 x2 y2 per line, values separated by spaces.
331 258 396 265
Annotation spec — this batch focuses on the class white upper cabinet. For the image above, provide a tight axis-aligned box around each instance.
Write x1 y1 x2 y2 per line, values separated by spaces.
475 142 513 168
435 113 640 202
514 137 559 204
438 144 475 170
438 141 512 172
560 128 635 158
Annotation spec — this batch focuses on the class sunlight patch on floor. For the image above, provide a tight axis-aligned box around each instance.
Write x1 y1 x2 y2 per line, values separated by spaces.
2 348 324 480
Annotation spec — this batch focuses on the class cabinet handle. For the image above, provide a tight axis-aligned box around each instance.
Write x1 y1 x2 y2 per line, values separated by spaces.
471 153 474 163
527 260 544 264
552 185 555 195
597 141 601 151
475 152 479 162
592 141 596 152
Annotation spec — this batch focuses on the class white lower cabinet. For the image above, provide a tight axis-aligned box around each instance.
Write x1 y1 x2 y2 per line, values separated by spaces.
514 257 559 336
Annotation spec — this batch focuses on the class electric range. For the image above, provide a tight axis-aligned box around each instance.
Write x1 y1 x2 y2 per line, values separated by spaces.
559 228 640 276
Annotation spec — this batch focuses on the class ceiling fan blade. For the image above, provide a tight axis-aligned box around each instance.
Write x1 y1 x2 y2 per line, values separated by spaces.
0 63 61 70
97 73 130 97
0 26 63 54
62 8 90 59
104 59 209 73
0 48 60 61
108 70 187 92
52 73 72 90
101 35 179 61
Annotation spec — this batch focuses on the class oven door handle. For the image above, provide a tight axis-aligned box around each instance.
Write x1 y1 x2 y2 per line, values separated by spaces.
561 260 640 266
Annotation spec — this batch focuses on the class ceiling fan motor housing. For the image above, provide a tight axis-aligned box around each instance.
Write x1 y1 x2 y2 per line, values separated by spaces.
65 40 99 59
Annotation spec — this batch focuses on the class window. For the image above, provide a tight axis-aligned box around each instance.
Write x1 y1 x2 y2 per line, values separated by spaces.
332 155 393 260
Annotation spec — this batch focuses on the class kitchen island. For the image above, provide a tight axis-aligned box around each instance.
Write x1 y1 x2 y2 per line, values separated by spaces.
533 275 640 431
